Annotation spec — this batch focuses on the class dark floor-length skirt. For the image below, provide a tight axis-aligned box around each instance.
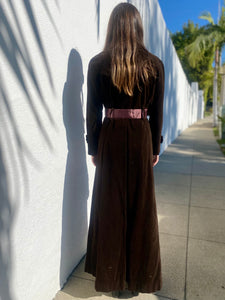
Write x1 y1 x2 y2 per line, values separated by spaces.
84 117 162 293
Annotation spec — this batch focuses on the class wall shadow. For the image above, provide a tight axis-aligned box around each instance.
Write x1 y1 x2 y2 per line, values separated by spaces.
0 147 14 300
60 49 89 287
0 2 61 299
0 0 63 202
95 0 100 39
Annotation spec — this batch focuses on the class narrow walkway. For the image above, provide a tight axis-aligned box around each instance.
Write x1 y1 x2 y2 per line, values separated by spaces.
54 116 225 300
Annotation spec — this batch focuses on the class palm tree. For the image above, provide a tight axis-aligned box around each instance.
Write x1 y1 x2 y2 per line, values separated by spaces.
186 5 225 126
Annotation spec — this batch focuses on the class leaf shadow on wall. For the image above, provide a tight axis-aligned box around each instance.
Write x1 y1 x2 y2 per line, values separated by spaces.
96 0 100 39
0 148 14 300
60 49 89 287
0 2 61 299
0 0 61 203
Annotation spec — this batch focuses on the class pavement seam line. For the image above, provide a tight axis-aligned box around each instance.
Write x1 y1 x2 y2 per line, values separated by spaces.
71 275 95 282
183 143 194 300
159 232 187 239
160 231 225 245
156 292 181 300
188 236 225 245
190 204 225 212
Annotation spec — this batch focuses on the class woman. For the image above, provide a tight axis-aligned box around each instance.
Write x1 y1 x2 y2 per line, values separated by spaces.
85 2 164 297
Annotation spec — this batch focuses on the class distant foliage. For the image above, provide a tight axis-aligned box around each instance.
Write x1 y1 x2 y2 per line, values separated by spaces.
171 20 214 104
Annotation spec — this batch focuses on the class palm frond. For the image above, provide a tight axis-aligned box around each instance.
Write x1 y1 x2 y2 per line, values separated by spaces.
185 33 216 67
199 11 215 25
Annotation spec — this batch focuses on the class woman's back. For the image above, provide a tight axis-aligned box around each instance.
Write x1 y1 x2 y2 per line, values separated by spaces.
86 49 164 156
89 50 163 108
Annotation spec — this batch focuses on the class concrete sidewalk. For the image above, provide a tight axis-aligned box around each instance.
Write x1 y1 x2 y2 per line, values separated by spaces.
54 116 225 300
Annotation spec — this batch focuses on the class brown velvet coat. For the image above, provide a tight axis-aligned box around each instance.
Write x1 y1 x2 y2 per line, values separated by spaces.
85 50 165 293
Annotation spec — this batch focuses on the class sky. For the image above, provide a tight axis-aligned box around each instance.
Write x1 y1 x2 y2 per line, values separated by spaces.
158 0 225 62
158 0 222 33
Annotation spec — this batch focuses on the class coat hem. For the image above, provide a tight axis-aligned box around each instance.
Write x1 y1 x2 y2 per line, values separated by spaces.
84 268 162 294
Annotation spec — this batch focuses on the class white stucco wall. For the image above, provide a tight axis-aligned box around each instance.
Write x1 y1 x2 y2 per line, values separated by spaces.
198 90 204 119
0 1 201 300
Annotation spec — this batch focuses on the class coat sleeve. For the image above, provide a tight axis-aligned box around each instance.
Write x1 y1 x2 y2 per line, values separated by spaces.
86 59 103 156
148 59 165 155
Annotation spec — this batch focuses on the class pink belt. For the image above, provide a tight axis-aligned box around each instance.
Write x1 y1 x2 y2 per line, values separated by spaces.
105 108 148 119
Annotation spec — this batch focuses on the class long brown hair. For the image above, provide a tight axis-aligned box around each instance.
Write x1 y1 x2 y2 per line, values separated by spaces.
104 2 156 96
